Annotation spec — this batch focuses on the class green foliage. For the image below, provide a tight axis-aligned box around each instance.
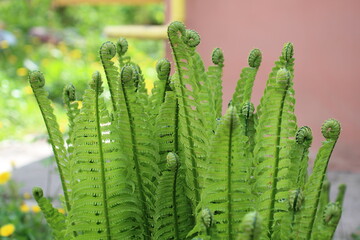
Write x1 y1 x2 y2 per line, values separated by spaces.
30 22 344 240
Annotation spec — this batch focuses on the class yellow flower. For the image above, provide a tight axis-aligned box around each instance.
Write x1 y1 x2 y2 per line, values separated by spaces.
31 205 41 213
0 224 15 237
58 208 65 214
0 172 11 184
16 68 28 77
20 204 30 213
0 122 3 129
0 40 9 49
23 192 32 199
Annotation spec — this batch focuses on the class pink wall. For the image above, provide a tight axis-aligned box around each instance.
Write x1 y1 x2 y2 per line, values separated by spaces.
182 0 360 171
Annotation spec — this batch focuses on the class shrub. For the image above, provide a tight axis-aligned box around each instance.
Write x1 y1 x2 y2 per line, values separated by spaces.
29 21 345 240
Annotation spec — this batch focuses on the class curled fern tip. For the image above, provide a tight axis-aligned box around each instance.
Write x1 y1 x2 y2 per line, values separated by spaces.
32 187 44 200
282 42 294 61
116 37 128 56
212 48 224 66
29 70 45 88
156 58 171 81
323 202 342 226
248 48 262 68
100 41 116 60
183 29 200 47
64 83 76 102
321 119 341 140
296 126 313 147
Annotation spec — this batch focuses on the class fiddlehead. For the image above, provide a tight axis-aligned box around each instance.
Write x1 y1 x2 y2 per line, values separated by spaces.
296 126 313 148
212 48 224 67
29 70 45 88
99 41 119 111
321 119 341 140
63 83 76 103
100 41 116 60
248 48 262 69
116 37 128 57
282 42 294 62
182 29 201 48
323 202 342 226
156 58 171 82
168 21 186 38
89 71 103 94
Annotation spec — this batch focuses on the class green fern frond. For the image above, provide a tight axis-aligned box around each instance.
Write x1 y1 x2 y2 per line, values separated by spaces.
100 41 120 112
63 84 79 159
252 67 297 238
256 43 294 120
118 65 160 238
33 187 66 239
293 119 341 240
167 21 209 209
240 102 256 153
231 49 261 113
66 72 144 239
116 37 130 68
150 58 171 110
198 106 255 239
155 90 179 171
29 71 70 211
154 153 193 240
209 48 224 119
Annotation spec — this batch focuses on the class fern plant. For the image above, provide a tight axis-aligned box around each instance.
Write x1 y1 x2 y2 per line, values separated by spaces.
29 21 345 240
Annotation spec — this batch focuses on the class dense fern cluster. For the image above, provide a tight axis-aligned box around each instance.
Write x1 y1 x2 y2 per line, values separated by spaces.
29 21 345 240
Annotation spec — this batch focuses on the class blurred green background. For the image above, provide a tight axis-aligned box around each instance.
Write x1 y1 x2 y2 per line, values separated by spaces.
0 0 165 140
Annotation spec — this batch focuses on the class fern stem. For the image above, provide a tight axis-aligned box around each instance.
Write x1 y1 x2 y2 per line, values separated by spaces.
268 83 289 237
121 81 151 239
227 110 234 239
172 165 180 239
305 142 337 240
32 89 70 212
174 99 179 154
95 90 111 239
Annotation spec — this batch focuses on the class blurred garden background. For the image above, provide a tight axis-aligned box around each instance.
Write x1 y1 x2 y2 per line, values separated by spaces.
1 0 360 239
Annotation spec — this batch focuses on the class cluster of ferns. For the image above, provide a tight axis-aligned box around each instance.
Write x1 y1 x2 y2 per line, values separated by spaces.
29 21 345 240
